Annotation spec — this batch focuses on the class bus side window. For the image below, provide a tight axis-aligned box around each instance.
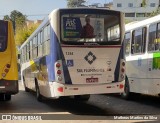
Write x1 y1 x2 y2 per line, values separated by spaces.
22 48 24 63
148 24 157 51
124 32 131 56
38 31 43 57
156 23 160 50
158 23 160 35
43 24 50 56
43 26 47 56
0 21 7 52
36 35 38 57
21 50 23 63
132 28 145 54
37 32 41 57
27 43 30 61
131 31 135 54
142 27 147 53
33 36 37 59
24 46 27 62
30 40 32 59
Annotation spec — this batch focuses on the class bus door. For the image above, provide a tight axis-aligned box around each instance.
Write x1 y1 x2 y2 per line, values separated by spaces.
127 27 148 91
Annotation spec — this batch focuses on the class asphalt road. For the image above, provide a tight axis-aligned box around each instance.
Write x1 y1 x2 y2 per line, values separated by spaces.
0 82 160 122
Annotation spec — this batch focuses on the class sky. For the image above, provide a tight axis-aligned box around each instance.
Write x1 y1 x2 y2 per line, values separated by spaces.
0 0 112 20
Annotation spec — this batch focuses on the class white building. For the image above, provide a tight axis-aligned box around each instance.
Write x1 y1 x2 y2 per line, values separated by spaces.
26 20 43 27
104 2 113 9
113 0 159 21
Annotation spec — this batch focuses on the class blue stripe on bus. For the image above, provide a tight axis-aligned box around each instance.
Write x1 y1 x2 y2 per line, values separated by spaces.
61 54 72 84
58 42 72 84
48 27 72 84
47 28 59 82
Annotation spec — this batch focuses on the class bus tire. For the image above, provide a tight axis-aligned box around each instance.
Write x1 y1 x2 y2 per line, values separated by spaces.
74 94 90 101
4 94 11 101
121 76 130 100
35 80 43 102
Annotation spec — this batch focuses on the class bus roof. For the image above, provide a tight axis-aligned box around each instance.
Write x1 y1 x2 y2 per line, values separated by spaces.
125 14 160 32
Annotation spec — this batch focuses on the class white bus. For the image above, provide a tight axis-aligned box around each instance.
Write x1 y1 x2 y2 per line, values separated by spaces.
20 8 125 101
122 14 160 99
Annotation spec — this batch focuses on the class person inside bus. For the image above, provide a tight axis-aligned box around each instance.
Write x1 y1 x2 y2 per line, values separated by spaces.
80 15 95 38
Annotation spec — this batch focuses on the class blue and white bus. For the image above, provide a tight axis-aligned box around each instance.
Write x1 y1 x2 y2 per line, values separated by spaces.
20 8 125 101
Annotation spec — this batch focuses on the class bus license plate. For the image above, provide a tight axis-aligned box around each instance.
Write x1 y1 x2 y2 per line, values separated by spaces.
86 78 98 83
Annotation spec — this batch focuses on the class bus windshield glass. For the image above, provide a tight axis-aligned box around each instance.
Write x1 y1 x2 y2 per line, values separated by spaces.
0 21 8 52
61 12 120 44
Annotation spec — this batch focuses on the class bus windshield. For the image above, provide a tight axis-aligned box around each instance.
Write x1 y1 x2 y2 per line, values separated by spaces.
0 20 8 52
61 12 120 44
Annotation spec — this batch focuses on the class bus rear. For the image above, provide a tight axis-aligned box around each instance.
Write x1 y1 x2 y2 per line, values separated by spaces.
0 20 18 101
52 9 125 97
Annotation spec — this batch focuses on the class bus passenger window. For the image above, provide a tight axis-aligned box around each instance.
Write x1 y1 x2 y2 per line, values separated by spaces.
158 23 160 35
132 30 140 54
124 32 131 55
42 25 50 56
0 37 5 50
142 27 147 53
148 24 157 51
47 24 50 39
132 28 145 54
27 43 30 61
32 37 37 59
156 23 160 50
38 31 43 57
0 21 8 52
30 40 32 59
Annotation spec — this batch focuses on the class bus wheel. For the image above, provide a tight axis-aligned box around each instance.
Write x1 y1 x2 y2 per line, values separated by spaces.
121 77 130 100
35 80 43 102
74 94 90 101
4 94 11 101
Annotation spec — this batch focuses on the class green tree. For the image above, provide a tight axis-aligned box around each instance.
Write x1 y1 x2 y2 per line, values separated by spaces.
3 15 10 21
15 23 39 46
67 0 86 8
148 7 160 17
141 0 146 7
3 10 27 32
